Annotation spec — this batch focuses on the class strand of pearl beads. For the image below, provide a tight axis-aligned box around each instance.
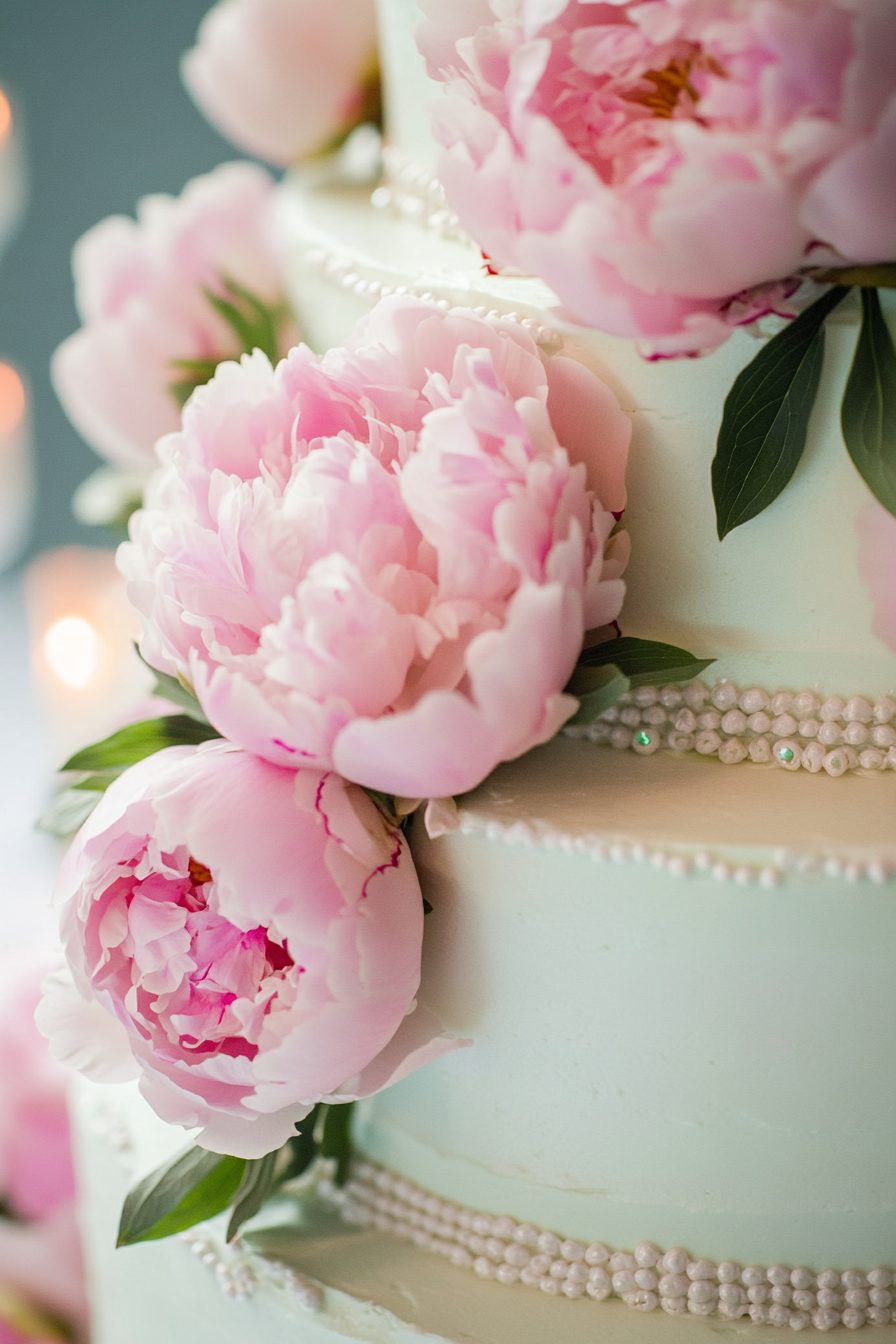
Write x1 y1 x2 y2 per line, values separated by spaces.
338 1162 895 1331
565 680 896 776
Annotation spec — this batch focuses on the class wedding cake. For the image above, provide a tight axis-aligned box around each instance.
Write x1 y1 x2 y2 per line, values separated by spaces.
58 0 896 1340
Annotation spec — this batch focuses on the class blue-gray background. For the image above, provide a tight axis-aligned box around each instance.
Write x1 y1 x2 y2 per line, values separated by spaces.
0 0 243 559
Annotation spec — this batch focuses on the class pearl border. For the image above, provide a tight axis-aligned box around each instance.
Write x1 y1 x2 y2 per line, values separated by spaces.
181 1229 323 1311
335 1162 896 1332
452 805 893 889
565 679 896 779
371 146 472 245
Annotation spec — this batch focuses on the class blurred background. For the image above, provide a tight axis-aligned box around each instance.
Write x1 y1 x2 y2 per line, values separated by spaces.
0 2 239 961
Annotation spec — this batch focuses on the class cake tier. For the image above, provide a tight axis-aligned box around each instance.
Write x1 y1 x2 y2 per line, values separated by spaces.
353 738 896 1273
74 1077 896 1343
277 175 896 705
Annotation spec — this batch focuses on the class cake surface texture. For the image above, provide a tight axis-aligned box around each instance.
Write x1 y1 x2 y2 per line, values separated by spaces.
71 0 896 1339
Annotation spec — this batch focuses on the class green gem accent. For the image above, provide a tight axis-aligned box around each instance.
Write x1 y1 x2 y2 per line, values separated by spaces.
635 730 652 747
778 746 795 762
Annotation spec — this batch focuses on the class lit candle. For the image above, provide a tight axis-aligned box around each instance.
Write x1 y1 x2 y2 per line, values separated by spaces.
24 547 158 764
0 363 32 572
0 86 27 259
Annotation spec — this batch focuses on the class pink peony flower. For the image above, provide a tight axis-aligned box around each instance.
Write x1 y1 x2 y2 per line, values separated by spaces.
418 0 896 353
181 0 379 166
51 162 298 471
119 297 630 798
0 963 87 1334
38 743 464 1159
857 497 896 654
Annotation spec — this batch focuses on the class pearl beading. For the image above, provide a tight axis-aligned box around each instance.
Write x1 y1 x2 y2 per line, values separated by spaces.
336 1162 895 1332
182 1229 323 1311
452 805 892 888
302 242 562 351
565 679 896 778
371 146 472 245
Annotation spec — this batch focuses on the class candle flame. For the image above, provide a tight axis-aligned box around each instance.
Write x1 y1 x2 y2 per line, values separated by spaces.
0 363 25 435
43 615 102 690
0 90 10 143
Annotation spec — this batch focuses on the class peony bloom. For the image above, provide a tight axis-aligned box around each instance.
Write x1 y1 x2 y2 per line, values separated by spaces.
51 162 298 472
418 0 896 354
119 297 630 798
0 963 87 1336
38 744 464 1159
182 0 379 166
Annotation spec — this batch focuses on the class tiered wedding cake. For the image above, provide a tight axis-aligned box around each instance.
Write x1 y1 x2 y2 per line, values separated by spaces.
72 1 896 1341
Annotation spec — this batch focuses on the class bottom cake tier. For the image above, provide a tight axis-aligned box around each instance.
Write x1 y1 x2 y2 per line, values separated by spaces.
73 740 896 1341
73 1080 896 1344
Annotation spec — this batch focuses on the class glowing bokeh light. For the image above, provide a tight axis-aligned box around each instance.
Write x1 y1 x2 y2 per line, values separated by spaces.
0 363 25 436
0 90 10 143
43 615 102 690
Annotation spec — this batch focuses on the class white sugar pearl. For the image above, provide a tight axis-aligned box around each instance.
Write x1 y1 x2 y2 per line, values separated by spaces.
661 1297 687 1314
791 1269 815 1290
504 1243 530 1268
843 721 870 746
695 729 722 755
749 711 772 734
802 742 826 772
537 1232 560 1256
817 720 843 745
562 1279 585 1298
711 682 739 711
610 728 633 750
635 1269 659 1290
792 691 819 717
740 687 770 713
867 1270 893 1288
560 1239 585 1261
566 1261 590 1284
587 1268 611 1298
688 1281 718 1304
742 1267 768 1287
721 709 748 735
661 1249 690 1275
859 749 885 770
696 710 722 730
687 1259 717 1281
673 707 697 732
684 680 709 709
719 737 748 764
718 1262 741 1284
820 696 846 721
539 1276 562 1296
770 691 795 715
873 697 896 724
798 717 820 738
813 1308 841 1330
659 1274 690 1297
774 739 802 769
550 1259 570 1279
823 749 850 777
492 1216 516 1239
844 696 873 723
614 1270 638 1293
610 1252 637 1272
528 1253 552 1276
668 731 695 752
772 713 799 737
768 1265 792 1286
872 724 896 747
841 1307 867 1328
749 736 773 763
495 1263 520 1285
633 685 659 707
659 685 683 708
635 1241 661 1268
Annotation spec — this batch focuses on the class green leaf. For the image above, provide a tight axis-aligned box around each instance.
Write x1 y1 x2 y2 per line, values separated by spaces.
203 275 283 365
809 264 896 290
841 287 896 516
712 286 850 538
169 358 220 409
282 1106 322 1183
226 1151 281 1244
135 647 210 723
315 1103 355 1187
35 788 102 837
117 1147 246 1247
574 636 715 688
564 664 631 726
62 715 220 774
